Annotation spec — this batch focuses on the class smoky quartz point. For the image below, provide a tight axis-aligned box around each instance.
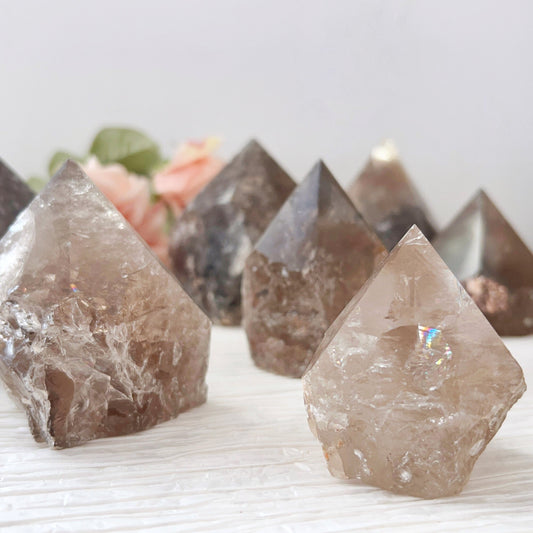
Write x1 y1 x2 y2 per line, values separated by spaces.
303 226 526 498
170 139 295 325
242 161 387 378
0 161 211 448
0 158 34 239
347 140 436 250
433 189 533 336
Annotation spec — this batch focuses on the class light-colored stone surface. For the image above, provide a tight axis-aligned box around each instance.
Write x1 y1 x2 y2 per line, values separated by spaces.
433 190 533 336
0 161 210 448
347 141 436 250
243 161 386 377
304 226 526 498
170 140 295 325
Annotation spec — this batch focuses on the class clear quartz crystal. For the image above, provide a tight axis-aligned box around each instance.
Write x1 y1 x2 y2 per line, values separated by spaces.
0 158 34 238
303 226 526 498
0 161 211 448
433 189 533 336
347 140 436 250
242 161 387 378
170 139 295 325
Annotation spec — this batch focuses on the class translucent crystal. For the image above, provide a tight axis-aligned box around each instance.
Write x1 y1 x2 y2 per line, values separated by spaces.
303 226 526 498
242 161 387 378
170 139 295 325
0 158 34 238
0 161 211 448
433 189 533 336
347 140 436 250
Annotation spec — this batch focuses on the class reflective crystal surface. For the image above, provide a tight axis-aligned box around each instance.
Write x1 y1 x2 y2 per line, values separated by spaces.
0 158 34 238
170 139 295 325
303 226 526 498
433 190 533 336
242 161 387 378
347 140 436 250
0 161 211 448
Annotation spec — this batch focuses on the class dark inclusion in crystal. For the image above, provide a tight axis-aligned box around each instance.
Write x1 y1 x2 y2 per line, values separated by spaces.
169 139 296 325
0 158 34 238
347 140 436 250
242 161 387 378
433 189 533 336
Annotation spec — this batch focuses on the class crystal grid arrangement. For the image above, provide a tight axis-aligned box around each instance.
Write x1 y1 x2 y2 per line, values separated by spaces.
0 140 529 501
0 161 211 448
303 226 526 498
347 140 436 250
0 158 34 239
433 189 533 336
170 139 295 325
243 161 387 377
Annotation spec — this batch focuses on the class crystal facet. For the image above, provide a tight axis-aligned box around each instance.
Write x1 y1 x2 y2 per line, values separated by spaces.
170 139 295 325
303 226 526 498
242 161 387 378
433 189 533 336
347 140 436 250
0 158 34 239
0 161 211 448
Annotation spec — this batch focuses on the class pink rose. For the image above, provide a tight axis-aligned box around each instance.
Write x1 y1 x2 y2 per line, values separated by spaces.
83 156 170 265
153 137 224 216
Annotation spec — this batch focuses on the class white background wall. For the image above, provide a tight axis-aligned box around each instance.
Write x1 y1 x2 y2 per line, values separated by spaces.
1 0 532 247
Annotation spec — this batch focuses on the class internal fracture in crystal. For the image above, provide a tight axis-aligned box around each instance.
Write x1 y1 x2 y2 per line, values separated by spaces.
0 161 211 448
0 158 34 238
303 226 526 498
242 161 387 378
170 139 295 325
433 189 533 336
347 140 436 250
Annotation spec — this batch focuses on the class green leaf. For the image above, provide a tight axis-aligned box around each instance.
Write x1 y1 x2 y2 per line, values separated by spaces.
27 176 48 193
48 151 79 176
89 127 161 176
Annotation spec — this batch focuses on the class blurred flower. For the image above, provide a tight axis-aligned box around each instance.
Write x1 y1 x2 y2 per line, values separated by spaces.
153 137 224 216
45 132 224 266
83 156 169 264
137 201 170 266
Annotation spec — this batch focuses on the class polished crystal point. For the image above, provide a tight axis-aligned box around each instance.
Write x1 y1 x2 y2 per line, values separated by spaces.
433 190 533 336
243 161 387 378
0 158 34 238
347 140 436 250
303 226 526 498
0 161 211 448
170 139 295 325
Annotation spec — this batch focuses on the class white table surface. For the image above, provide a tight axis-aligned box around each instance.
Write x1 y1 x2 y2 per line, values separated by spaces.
1 327 532 532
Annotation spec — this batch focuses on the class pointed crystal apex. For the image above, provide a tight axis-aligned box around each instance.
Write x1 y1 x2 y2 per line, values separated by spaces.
243 161 387 377
242 138 264 153
301 160 351 208
52 159 87 182
393 223 428 246
308 159 331 177
370 139 399 162
303 224 526 498
37 159 100 201
347 141 436 250
0 158 34 238
433 189 533 335
170 139 295 325
0 160 211 448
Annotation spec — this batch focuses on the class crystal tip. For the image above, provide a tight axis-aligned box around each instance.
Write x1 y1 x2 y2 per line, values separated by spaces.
371 139 399 162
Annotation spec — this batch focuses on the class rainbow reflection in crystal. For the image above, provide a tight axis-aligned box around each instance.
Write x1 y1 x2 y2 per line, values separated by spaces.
417 325 453 367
